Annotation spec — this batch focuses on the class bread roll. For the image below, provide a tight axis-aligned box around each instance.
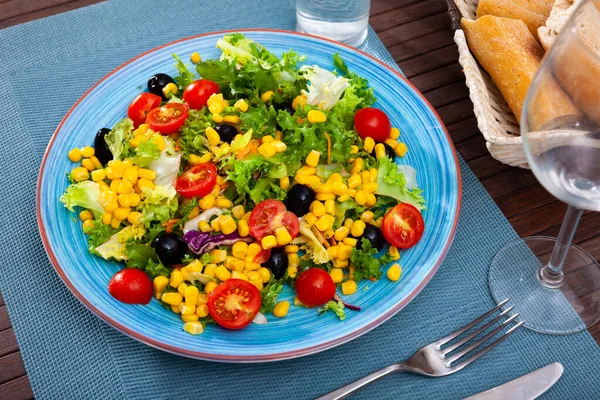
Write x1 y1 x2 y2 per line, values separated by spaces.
538 0 584 51
462 16 578 129
476 0 552 39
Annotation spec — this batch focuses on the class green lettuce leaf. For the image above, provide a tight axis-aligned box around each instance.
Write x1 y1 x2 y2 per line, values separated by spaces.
318 300 346 320
225 154 286 205
260 278 284 314
60 181 104 217
172 54 196 91
375 157 425 210
105 118 134 160
350 238 383 281
84 219 117 254
133 139 161 168
139 186 179 227
178 109 212 156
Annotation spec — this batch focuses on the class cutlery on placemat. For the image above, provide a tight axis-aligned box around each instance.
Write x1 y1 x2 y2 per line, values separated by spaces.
316 299 523 400
464 362 563 400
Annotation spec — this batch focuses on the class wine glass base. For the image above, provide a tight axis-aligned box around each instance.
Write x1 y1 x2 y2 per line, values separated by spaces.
489 236 600 335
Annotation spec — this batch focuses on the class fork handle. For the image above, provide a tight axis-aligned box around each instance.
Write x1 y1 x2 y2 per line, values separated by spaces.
315 363 410 400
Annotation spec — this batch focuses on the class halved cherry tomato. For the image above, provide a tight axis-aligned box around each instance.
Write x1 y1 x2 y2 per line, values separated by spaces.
248 199 300 241
182 79 220 110
254 248 271 264
295 268 336 307
108 268 153 305
382 203 424 249
354 107 391 142
208 279 261 330
145 103 189 134
127 92 161 128
175 163 217 198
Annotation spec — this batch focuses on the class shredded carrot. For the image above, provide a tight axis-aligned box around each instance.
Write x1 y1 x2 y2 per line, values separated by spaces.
324 131 332 164
330 237 337 246
237 139 259 159
162 218 181 233
311 226 329 248
367 277 377 282
174 139 182 151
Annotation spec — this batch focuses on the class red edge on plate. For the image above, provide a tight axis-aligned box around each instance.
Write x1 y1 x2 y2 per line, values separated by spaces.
36 28 463 362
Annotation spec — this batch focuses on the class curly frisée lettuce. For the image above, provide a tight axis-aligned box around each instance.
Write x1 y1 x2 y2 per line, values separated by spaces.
105 118 134 160
60 181 104 217
375 157 426 211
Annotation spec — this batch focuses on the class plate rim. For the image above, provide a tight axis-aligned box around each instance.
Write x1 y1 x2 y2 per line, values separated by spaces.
36 28 462 362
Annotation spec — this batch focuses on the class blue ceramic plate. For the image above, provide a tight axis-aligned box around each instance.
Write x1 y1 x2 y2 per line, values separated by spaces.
37 29 461 362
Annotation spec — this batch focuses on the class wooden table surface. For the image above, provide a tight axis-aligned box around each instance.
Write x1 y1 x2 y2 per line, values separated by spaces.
1 0 599 398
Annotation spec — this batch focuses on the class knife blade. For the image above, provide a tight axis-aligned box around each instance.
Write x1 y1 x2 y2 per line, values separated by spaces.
464 363 564 400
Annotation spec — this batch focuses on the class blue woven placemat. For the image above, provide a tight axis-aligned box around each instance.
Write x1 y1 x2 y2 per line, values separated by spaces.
0 0 598 398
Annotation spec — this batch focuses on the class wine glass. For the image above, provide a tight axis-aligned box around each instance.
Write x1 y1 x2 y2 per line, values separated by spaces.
488 0 600 334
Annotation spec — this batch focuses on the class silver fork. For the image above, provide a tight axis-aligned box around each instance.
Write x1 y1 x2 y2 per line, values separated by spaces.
317 299 523 400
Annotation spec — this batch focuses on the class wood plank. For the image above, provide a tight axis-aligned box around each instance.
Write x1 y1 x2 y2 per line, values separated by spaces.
0 329 19 357
389 28 455 62
370 0 421 16
447 117 480 144
455 135 488 162
0 306 11 331
402 44 459 79
376 13 451 48
436 98 477 127
494 184 556 219
0 376 34 400
424 80 470 110
410 62 465 94
370 0 447 32
0 353 26 385
0 0 103 29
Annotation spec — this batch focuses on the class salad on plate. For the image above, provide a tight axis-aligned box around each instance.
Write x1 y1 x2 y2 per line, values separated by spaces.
60 33 426 335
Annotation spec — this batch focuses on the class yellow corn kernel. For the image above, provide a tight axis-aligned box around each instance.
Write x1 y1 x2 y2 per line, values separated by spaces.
169 270 184 288
385 139 398 148
204 264 217 278
170 305 181 314
90 169 105 182
351 220 366 237
137 178 155 192
342 280 357 295
210 184 221 197
209 249 227 264
344 218 354 228
357 210 374 223
355 190 368 206
315 183 332 195
273 301 290 318
305 150 321 167
330 268 344 283
275 226 293 246
280 176 290 190
81 158 95 171
89 156 102 169
258 143 277 158
153 276 169 294
82 219 95 232
123 166 139 184
183 321 204 335
237 219 250 237
287 266 298 278
343 237 358 247
387 263 402 281
196 304 209 318
208 102 224 115
110 179 121 193
258 267 271 283
296 165 316 175
250 277 264 290
247 271 260 282
204 281 218 295
369 168 378 183
350 158 363 175
198 220 212 232
177 282 188 297
347 144 359 155
310 201 326 217
395 142 408 157
234 99 249 112
366 193 377 207
327 245 338 260
162 82 178 98
196 194 214 210
207 93 224 106
315 214 334 232
124 211 141 225
230 205 245 220
348 189 357 197
390 127 400 139
273 130 282 140
71 167 89 182
241 212 252 222
215 197 233 209
285 245 299 253
261 90 274 102
334 226 350 241
222 115 239 125
196 293 208 306
137 168 156 180
215 265 231 282
324 199 336 216
116 179 134 195
270 140 287 153
374 143 387 159
162 292 183 306
363 182 378 193
191 51 201 63
224 256 237 270
292 94 307 110
373 217 383 228
151 136 165 152
110 217 122 229
113 207 130 221
333 259 349 268
346 175 361 190
363 137 375 153
245 262 261 272
231 271 249 281
232 241 249 259
304 212 318 226
80 146 95 157
307 110 326 123
261 135 274 144
184 286 199 307
360 170 370 186
129 136 142 148
287 253 300 268
261 235 277 250
187 206 200 220
338 194 350 202
182 314 199 323
101 212 112 225
308 176 323 189
78 210 93 221
219 215 237 235
109 159 125 174
205 127 221 146
97 181 110 191
329 181 346 196
216 175 226 186
212 113 224 123
337 243 353 260
389 246 400 261
68 148 82 162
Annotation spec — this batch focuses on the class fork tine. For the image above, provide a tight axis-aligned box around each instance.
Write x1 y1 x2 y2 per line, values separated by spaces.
452 321 524 370
437 299 509 346
441 306 514 356
446 314 520 365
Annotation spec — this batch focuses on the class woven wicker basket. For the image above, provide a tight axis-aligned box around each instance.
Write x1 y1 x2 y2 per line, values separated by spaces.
446 0 529 167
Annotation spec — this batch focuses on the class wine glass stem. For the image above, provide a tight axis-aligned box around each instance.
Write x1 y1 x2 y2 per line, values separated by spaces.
539 206 583 288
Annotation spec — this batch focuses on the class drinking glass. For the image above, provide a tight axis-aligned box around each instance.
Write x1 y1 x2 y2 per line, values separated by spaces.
296 0 370 47
488 0 600 334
